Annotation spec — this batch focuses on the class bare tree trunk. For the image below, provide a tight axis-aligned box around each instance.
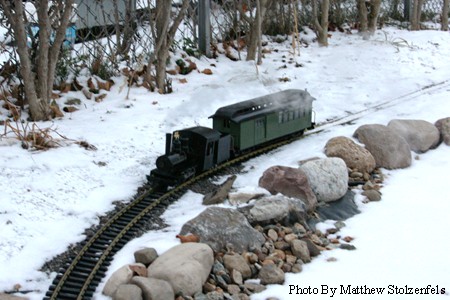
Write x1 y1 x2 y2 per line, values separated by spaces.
442 0 449 31
411 0 424 30
0 0 74 121
240 0 272 62
367 0 382 32
312 0 329 46
357 0 369 33
357 0 381 38
150 0 189 93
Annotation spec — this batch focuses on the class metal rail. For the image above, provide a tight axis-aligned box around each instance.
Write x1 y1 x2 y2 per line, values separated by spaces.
44 79 450 299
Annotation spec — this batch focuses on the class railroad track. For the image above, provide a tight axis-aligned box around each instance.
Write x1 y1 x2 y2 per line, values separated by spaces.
44 79 450 299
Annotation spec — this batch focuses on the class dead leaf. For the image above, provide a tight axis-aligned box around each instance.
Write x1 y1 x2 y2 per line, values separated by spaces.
178 78 188 84
202 68 213 75
82 87 92 100
167 69 178 75
97 79 114 91
63 106 79 113
95 94 107 103
72 78 83 91
87 78 96 90
50 101 64 118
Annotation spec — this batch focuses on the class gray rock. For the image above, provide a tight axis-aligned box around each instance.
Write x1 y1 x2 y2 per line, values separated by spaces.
147 243 213 296
239 195 308 228
435 117 450 146
314 190 359 222
223 253 252 279
324 136 376 173
258 166 317 212
362 189 382 201
353 124 412 169
228 192 265 205
258 264 285 285
179 207 265 253
113 284 142 300
130 277 173 300
290 239 311 263
134 248 158 266
103 263 146 297
203 175 236 205
300 157 348 202
387 119 440 153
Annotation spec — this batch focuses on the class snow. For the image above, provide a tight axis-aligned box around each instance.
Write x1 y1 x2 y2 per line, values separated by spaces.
1 27 450 299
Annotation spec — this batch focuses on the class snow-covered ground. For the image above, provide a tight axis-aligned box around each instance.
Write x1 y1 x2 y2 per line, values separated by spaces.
0 27 449 299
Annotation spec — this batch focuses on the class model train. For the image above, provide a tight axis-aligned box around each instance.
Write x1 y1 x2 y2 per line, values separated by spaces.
150 89 315 187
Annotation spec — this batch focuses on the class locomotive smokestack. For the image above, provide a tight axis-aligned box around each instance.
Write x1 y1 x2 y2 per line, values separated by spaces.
165 133 172 155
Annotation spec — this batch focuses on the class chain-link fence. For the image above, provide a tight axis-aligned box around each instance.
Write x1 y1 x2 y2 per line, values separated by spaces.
0 0 448 92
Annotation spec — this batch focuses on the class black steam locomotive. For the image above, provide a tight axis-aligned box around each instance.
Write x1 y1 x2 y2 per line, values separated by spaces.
150 89 315 187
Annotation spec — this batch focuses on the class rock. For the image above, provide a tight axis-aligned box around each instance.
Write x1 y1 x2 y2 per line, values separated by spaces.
147 243 213 296
267 228 278 241
239 195 308 228
435 117 450 146
231 269 243 285
228 192 265 205
387 119 440 153
258 166 317 212
134 248 158 266
130 277 173 300
314 190 360 222
258 264 285 285
299 157 348 202
353 124 412 169
243 282 267 293
362 189 382 201
113 284 143 300
290 239 311 263
301 238 321 257
340 244 357 250
103 263 146 297
203 175 236 205
179 207 265 253
324 136 376 173
223 253 252 279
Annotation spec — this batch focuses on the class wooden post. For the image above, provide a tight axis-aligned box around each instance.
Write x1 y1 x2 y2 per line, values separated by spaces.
198 0 211 57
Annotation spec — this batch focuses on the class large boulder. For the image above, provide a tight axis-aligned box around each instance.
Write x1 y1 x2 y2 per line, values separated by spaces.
238 195 308 228
299 158 348 203
387 119 440 153
130 277 174 300
179 207 265 253
147 243 213 296
353 124 411 169
435 117 450 146
324 136 376 173
258 166 317 212
102 263 146 297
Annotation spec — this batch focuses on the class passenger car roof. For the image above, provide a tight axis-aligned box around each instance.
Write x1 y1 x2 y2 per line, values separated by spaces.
209 89 314 123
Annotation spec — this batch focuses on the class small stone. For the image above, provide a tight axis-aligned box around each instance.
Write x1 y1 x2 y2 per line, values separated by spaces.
231 269 243 285
291 263 303 273
340 243 357 250
362 189 382 201
284 233 297 243
258 264 285 285
267 228 278 241
326 257 338 262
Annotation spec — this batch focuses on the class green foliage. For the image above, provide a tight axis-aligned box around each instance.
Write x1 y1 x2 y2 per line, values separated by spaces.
181 37 201 58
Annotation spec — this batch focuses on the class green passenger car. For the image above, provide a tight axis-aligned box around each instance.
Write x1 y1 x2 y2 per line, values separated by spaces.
209 89 315 152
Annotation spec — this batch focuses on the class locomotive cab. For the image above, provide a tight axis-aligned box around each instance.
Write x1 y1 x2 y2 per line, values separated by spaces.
150 126 231 187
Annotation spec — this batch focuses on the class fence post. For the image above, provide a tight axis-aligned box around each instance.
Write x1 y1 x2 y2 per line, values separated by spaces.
198 0 211 58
